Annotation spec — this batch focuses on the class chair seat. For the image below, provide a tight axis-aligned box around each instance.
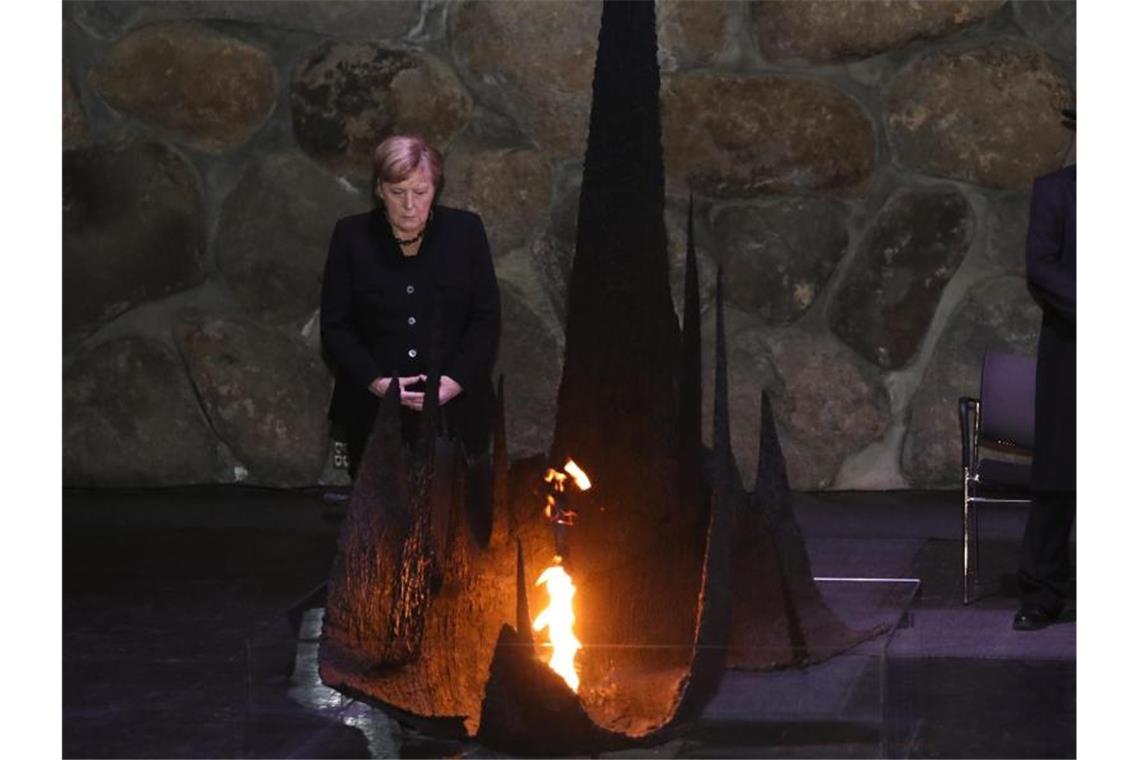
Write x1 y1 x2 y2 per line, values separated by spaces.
975 457 1033 491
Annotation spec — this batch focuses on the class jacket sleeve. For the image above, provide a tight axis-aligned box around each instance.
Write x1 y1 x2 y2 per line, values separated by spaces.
320 219 382 390
1025 175 1076 325
444 214 501 392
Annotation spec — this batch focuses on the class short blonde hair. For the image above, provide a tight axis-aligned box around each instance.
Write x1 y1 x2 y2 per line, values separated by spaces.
371 135 444 190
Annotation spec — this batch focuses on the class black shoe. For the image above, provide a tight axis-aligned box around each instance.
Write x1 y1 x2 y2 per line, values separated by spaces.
1012 605 1059 631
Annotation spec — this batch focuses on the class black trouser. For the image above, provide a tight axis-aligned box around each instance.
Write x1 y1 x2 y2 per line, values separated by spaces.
1017 490 1076 614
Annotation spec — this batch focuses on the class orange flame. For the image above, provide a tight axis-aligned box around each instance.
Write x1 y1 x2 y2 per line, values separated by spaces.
533 459 590 692
533 558 581 692
543 458 592 494
563 459 591 491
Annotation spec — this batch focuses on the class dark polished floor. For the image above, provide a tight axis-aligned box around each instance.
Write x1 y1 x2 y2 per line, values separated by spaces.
62 487 1075 758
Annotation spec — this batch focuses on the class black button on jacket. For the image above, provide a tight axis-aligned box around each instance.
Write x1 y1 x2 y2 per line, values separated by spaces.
320 205 501 454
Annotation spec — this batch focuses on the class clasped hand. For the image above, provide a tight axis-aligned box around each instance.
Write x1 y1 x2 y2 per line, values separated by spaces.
369 374 463 410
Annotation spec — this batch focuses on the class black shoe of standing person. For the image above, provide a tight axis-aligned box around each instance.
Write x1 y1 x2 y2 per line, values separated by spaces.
1012 605 1061 631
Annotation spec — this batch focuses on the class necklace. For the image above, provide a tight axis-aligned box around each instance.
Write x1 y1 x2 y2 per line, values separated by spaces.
393 228 425 246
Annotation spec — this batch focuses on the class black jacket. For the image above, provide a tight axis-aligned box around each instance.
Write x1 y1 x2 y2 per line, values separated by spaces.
320 205 500 454
1026 164 1076 492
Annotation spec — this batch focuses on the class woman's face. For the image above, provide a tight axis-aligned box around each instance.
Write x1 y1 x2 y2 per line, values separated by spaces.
378 163 435 237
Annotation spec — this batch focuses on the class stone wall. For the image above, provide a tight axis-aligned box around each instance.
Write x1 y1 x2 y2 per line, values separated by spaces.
62 0 1075 490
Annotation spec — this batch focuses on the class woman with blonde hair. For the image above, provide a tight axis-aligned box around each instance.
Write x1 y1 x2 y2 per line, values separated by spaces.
320 134 500 477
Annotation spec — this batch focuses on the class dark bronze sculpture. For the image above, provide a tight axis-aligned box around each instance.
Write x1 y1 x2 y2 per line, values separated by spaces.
319 2 879 752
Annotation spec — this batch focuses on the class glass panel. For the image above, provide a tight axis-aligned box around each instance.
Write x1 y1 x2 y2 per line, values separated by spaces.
242 577 920 758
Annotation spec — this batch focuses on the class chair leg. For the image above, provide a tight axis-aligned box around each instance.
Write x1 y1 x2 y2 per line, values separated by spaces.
971 500 981 595
962 474 972 605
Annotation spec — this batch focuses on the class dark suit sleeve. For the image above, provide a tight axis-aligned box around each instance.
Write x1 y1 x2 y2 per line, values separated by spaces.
444 214 500 393
1025 176 1076 325
320 219 382 390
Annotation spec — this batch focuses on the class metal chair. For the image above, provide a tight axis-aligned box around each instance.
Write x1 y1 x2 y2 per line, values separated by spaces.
958 351 1036 604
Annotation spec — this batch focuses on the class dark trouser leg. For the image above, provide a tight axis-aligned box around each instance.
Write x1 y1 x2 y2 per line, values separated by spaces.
1018 490 1076 614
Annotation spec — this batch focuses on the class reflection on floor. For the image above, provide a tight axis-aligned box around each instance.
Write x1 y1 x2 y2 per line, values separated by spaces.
63 488 1075 758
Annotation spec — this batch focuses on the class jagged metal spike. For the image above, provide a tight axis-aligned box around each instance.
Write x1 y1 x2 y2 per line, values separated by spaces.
417 305 447 566
713 268 727 445
550 0 678 487
375 357 408 500
374 343 434 664
712 265 744 496
674 261 739 723
320 347 412 663
683 194 701 345
752 390 793 513
749 391 813 663
712 266 730 463
381 356 403 421
762 389 809 659
678 192 703 501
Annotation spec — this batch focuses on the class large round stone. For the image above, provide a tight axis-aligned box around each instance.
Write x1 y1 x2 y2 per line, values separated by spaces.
216 152 364 325
830 187 974 370
661 73 875 198
63 139 206 339
89 22 276 152
657 0 734 72
765 329 891 490
63 64 88 146
712 199 848 323
440 140 552 255
751 0 1004 64
901 277 1041 487
176 318 333 486
291 42 472 179
70 1 423 41
494 281 564 459
701 312 890 490
449 0 601 157
885 41 1074 189
983 191 1032 276
63 337 220 486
